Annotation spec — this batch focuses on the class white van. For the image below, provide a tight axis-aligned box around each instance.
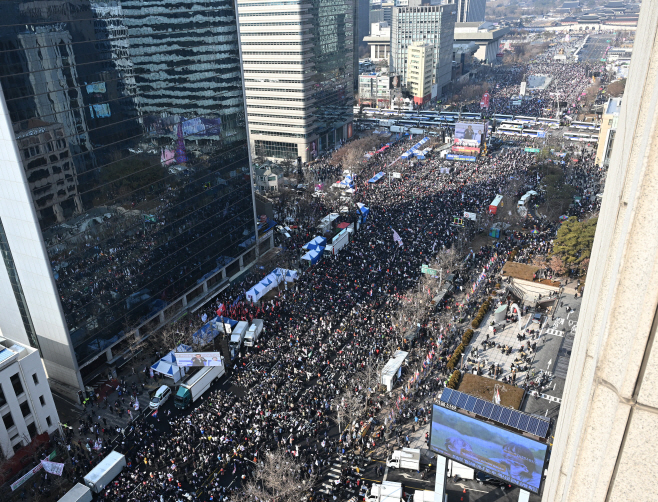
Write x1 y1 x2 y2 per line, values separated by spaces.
149 385 172 409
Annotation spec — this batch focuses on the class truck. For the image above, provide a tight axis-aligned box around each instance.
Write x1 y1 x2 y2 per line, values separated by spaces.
174 364 225 409
447 459 475 481
365 481 403 502
83 451 126 493
386 448 420 471
58 483 92 502
229 320 249 354
244 319 264 347
413 490 435 502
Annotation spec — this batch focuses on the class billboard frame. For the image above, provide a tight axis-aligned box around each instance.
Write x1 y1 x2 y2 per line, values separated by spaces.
429 403 549 495
174 352 224 367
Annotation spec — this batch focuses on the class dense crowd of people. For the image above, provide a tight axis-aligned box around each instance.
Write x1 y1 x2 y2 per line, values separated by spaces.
52 42 608 502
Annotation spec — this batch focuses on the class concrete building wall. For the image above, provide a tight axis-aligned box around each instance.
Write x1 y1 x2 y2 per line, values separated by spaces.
542 1 658 500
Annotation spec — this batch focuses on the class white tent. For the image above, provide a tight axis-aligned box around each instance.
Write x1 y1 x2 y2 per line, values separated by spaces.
381 350 408 392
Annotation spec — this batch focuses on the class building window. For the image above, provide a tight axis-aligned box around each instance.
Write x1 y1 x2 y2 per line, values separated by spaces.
46 416 52 427
20 401 31 418
10 374 24 396
27 422 37 439
3 412 14 429
39 395 45 406
32 374 38 386
254 140 298 159
0 386 6 407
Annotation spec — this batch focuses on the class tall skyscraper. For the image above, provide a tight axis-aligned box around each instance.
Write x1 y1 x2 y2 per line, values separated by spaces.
0 0 257 394
237 0 355 162
391 3 456 96
452 0 486 23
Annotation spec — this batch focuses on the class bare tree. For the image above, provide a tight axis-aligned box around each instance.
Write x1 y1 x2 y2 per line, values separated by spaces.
237 448 316 502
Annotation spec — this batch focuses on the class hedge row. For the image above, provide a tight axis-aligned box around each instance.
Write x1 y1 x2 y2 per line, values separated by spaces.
446 343 466 372
462 329 474 345
470 297 493 328
446 370 461 389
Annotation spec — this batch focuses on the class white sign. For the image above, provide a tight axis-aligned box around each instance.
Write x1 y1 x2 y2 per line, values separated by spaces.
463 211 477 221
41 460 65 476
520 81 527 96
11 464 42 490
392 172 402 179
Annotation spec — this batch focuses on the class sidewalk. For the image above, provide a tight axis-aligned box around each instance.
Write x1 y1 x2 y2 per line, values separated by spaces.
54 366 165 444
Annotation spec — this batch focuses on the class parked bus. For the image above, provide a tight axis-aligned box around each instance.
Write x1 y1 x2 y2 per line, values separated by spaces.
537 117 561 128
493 114 514 121
462 112 482 120
564 131 597 142
514 115 537 124
499 121 524 131
570 120 600 130
521 129 545 138
497 126 522 135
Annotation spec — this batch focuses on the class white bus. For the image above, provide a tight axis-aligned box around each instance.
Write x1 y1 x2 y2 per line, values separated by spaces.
537 117 561 128
499 121 525 131
570 120 600 130
521 129 546 138
493 114 514 121
514 115 537 124
564 131 597 142
497 126 522 135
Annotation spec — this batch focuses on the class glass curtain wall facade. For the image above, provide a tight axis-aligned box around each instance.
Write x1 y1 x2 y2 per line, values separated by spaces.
0 0 256 389
238 0 355 162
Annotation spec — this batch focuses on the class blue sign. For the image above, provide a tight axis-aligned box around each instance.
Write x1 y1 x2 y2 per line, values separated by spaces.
537 130 546 138
446 154 477 162
430 405 548 494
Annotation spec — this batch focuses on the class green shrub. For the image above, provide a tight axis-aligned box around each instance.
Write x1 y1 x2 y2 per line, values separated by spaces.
447 370 461 389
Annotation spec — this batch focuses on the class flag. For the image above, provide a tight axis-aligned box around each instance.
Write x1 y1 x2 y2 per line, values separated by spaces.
494 388 501 405
41 460 64 476
392 229 403 248
152 410 158 417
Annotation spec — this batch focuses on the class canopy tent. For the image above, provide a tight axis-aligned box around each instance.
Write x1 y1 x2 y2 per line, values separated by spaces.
191 321 222 346
368 172 386 183
400 137 430 160
272 268 299 283
151 357 186 383
300 249 322 265
336 222 350 229
177 344 193 353
357 202 370 223
303 236 327 251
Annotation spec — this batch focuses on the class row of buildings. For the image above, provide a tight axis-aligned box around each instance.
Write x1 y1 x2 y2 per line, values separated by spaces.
359 0 508 106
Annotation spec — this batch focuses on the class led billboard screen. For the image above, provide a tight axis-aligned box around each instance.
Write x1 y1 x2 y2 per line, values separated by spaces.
454 122 485 146
430 404 548 494
174 352 223 367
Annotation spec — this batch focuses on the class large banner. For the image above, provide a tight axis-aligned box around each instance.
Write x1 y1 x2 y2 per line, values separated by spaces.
454 122 485 146
41 460 65 476
174 352 223 367
430 404 548 494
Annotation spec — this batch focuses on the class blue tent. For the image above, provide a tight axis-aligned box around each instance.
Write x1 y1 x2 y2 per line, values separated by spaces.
368 172 386 183
301 249 322 265
357 202 370 223
303 236 327 250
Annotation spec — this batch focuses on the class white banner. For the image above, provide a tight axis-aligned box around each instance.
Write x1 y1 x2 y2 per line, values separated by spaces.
40 460 64 476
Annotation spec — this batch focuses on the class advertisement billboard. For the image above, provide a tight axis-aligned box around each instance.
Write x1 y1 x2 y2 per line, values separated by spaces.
446 154 477 162
454 122 485 146
174 352 223 367
452 145 481 155
430 405 548 494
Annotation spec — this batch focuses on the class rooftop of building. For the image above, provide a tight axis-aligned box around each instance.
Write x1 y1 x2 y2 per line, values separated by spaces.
605 97 622 116
454 22 510 41
0 339 35 371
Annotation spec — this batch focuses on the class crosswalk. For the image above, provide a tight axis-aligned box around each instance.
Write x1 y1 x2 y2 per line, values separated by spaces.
318 458 365 498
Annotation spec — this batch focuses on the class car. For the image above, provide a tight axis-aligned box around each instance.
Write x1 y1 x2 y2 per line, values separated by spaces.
475 471 512 488
532 312 543 324
149 385 172 410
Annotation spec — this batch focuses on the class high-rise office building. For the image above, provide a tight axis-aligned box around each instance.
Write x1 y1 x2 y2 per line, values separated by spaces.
391 3 456 96
0 0 258 394
451 0 486 23
238 0 355 162
406 42 434 104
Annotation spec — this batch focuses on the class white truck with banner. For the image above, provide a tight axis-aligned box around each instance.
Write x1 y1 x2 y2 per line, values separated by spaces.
174 363 225 409
244 319 264 347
